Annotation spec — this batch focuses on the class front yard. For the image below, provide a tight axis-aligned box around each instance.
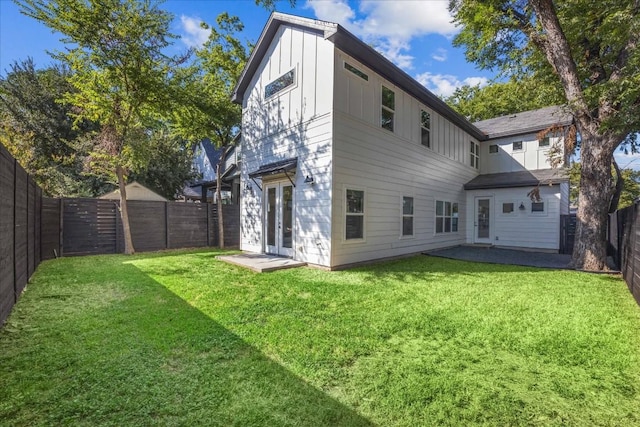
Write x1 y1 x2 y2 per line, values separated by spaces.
1 249 639 426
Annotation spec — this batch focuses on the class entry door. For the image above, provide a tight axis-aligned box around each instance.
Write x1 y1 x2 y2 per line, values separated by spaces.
265 182 294 257
474 197 492 244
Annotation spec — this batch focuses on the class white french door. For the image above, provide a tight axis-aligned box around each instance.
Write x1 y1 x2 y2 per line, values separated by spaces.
474 197 493 244
264 181 294 257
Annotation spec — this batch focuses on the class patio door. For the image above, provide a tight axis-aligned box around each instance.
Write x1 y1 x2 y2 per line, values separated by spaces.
264 181 294 257
474 197 492 244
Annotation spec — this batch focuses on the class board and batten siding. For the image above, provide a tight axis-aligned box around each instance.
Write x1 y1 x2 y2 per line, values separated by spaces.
466 185 562 250
239 24 334 266
331 51 479 267
482 133 562 174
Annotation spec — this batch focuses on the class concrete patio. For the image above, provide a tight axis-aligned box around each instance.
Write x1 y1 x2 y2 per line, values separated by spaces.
217 253 307 273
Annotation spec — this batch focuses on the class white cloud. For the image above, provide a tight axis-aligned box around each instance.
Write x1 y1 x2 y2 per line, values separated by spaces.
180 15 211 48
416 72 488 97
306 0 455 70
432 48 447 62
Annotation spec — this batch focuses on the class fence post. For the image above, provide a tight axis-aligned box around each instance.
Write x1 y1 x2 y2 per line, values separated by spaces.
12 159 17 304
59 198 64 257
165 202 169 249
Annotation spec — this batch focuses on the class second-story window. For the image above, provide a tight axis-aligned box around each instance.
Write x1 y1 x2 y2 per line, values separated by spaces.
489 144 498 153
420 110 431 148
470 141 479 169
539 137 550 148
381 86 395 132
265 69 295 99
513 140 523 151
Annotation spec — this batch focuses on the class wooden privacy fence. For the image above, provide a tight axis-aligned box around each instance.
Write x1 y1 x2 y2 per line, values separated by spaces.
40 198 240 259
608 205 640 306
0 144 43 325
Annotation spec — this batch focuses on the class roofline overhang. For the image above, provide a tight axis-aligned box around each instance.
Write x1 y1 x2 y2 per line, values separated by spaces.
483 120 575 140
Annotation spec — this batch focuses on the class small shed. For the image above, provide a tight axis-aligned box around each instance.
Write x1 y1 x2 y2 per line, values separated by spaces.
99 181 167 202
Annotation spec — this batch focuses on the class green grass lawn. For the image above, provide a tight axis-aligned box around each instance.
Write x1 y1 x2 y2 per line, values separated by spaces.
1 249 640 426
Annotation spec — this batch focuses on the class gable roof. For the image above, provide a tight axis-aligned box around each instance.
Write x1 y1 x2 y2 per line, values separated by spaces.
232 12 486 141
98 181 167 201
473 105 574 139
463 168 569 190
197 139 223 166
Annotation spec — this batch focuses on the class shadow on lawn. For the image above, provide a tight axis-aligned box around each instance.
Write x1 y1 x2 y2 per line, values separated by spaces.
2 259 373 426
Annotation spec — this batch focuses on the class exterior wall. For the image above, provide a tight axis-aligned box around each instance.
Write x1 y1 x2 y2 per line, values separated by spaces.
331 51 479 267
465 185 562 251
239 25 334 266
481 133 563 174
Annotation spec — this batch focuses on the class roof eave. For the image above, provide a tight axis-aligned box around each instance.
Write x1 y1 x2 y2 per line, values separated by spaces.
484 119 574 140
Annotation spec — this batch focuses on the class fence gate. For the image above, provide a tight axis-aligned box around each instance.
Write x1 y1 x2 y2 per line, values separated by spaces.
560 214 577 255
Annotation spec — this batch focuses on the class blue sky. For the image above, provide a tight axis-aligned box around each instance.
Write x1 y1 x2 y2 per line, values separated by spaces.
0 0 494 97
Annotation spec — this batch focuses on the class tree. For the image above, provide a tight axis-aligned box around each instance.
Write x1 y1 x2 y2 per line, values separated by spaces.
0 58 104 196
18 0 188 254
446 77 564 121
172 13 248 248
450 0 640 270
569 162 640 210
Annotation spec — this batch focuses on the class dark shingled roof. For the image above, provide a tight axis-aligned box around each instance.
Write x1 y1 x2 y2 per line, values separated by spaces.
464 168 569 190
473 106 573 139
199 139 223 166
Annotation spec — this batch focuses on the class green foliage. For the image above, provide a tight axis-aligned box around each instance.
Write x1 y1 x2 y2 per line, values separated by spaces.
450 0 640 136
446 77 565 122
0 59 105 196
2 251 640 425
16 0 188 182
172 13 248 147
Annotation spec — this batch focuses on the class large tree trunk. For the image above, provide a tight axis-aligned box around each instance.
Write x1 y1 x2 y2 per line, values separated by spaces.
571 134 615 270
116 165 135 255
216 162 225 249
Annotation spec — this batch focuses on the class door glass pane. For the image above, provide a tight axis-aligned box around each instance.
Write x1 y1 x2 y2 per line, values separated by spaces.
477 199 490 239
267 187 276 246
282 185 293 248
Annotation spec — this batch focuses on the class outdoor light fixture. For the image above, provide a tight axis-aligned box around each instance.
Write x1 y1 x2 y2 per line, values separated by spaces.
519 202 526 210
304 175 315 184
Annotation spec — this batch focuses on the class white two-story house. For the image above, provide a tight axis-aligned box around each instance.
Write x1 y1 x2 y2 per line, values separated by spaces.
232 12 570 269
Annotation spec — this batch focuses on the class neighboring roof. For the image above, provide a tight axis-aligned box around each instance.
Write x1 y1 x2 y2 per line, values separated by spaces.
99 181 167 201
197 139 224 166
232 12 486 141
249 158 298 178
464 168 569 190
474 106 574 139
180 185 201 199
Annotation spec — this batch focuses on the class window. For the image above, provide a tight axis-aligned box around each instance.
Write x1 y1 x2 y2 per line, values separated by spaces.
513 140 523 151
420 110 431 148
344 62 368 81
502 202 514 213
402 197 414 236
470 141 479 169
265 69 295 98
489 144 499 154
346 189 365 239
436 200 459 233
539 137 550 148
531 201 545 212
381 86 395 132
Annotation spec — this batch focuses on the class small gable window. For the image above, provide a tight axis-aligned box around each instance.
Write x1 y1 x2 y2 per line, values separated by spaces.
539 137 550 148
344 62 368 81
421 110 431 148
381 86 395 132
489 144 498 154
265 69 295 99
513 141 523 151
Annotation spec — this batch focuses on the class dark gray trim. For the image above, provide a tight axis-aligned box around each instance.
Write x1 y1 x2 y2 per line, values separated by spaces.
248 157 298 179
464 169 569 190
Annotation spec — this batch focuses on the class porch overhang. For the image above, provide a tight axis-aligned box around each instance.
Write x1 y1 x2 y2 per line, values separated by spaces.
248 157 298 190
464 168 569 190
